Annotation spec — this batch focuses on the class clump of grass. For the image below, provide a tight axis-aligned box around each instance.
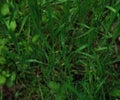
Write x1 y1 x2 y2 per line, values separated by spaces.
0 0 120 99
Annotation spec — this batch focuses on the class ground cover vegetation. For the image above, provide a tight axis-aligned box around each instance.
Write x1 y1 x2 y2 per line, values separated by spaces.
0 0 120 100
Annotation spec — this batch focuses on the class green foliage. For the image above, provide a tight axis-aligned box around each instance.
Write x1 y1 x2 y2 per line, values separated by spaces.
110 89 120 97
0 75 6 86
5 20 17 31
0 3 10 16
48 81 60 90
0 0 120 99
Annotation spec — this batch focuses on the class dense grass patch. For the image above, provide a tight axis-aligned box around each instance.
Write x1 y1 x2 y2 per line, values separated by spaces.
0 0 120 99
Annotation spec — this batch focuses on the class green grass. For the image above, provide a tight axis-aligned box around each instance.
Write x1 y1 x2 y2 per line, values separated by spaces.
0 0 120 100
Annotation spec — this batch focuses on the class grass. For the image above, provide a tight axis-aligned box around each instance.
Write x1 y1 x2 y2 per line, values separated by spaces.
0 0 120 100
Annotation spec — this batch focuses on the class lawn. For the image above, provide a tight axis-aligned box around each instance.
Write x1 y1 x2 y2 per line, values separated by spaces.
0 0 120 100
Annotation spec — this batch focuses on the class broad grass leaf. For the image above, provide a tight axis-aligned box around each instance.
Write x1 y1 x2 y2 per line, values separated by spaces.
48 81 60 90
110 89 120 97
64 82 83 99
112 22 120 41
32 34 40 43
1 3 10 16
106 6 117 13
0 75 6 86
75 44 88 53
19 16 28 33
